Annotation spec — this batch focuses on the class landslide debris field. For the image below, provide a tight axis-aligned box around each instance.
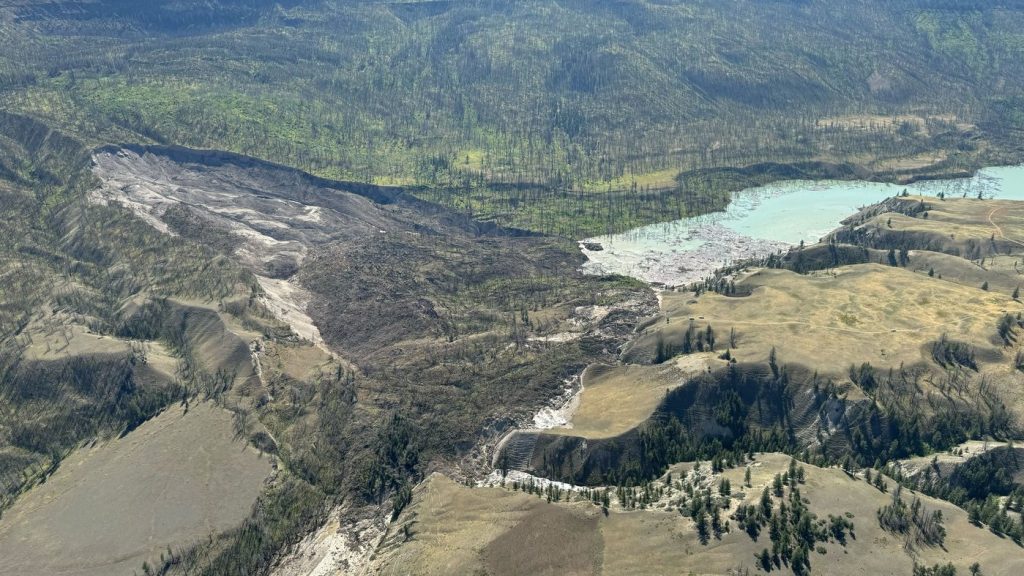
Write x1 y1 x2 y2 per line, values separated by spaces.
5 133 1024 576
0 140 652 576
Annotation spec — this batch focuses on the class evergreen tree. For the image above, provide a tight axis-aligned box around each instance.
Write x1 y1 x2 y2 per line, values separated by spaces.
761 486 773 518
873 473 887 493
696 511 710 544
791 545 810 576
758 549 772 571
773 474 785 497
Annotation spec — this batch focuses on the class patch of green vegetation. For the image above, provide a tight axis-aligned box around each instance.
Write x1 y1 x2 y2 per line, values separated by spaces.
913 10 992 75
413 179 729 237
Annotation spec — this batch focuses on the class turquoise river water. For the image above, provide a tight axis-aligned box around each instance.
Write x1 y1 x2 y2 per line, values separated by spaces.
580 165 1024 286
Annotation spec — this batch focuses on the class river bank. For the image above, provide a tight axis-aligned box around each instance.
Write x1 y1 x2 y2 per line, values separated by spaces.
580 164 1024 287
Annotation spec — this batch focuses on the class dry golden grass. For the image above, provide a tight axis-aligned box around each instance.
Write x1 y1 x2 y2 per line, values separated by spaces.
375 455 1024 575
485 503 602 576
372 474 603 576
723 454 1024 576
260 339 336 383
870 151 950 172
875 197 1024 250
546 354 716 440
20 308 181 394
648 264 1023 377
0 402 273 576
377 197 1024 574
815 114 967 134
907 250 1024 298
535 198 1024 442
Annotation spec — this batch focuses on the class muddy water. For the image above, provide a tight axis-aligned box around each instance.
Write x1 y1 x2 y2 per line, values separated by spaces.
581 165 1024 286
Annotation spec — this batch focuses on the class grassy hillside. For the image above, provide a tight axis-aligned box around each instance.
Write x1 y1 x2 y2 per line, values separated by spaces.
0 402 272 576
490 195 1024 556
375 454 1024 575
0 115 262 509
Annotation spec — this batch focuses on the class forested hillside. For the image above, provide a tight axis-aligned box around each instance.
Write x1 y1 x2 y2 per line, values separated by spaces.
2 0 1024 234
